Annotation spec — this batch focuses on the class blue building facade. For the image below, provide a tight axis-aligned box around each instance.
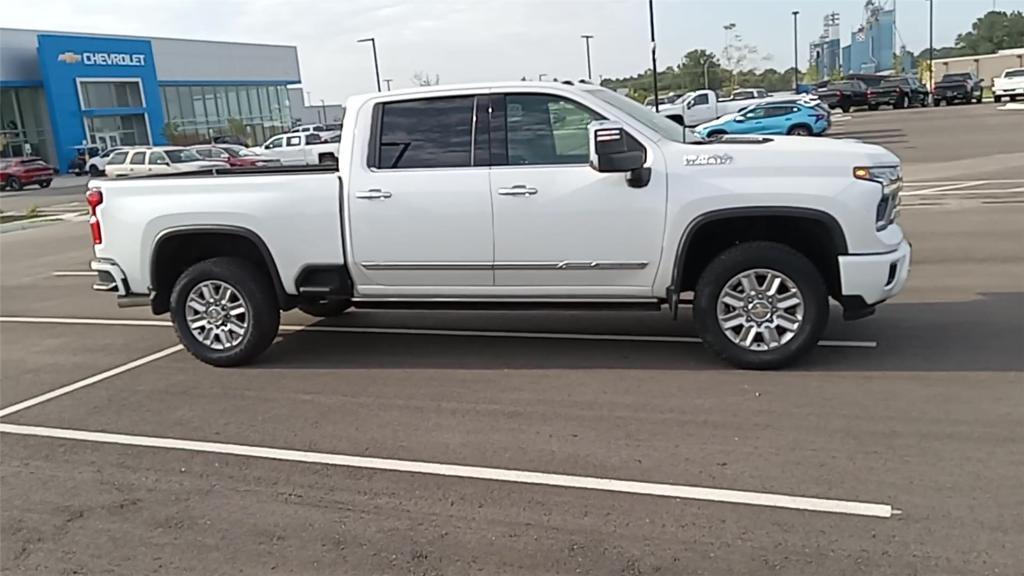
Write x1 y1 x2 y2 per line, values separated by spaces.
841 6 911 75
1 29 301 172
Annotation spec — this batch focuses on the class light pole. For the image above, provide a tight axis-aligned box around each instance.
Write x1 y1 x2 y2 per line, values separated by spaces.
383 78 393 91
792 10 800 91
357 37 382 92
929 0 935 89
648 0 660 111
581 34 594 80
320 99 327 123
703 57 712 89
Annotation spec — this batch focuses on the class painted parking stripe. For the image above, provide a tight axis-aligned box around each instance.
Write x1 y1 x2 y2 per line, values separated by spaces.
0 422 897 518
0 345 182 419
0 316 877 349
901 187 1024 197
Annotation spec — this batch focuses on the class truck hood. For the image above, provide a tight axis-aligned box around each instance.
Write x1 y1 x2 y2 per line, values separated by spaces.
664 135 899 174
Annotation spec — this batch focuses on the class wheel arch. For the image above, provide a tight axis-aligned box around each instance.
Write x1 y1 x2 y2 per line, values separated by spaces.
149 225 292 314
668 207 849 299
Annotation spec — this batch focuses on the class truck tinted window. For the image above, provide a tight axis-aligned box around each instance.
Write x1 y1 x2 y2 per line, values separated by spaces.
107 151 128 165
377 96 475 169
505 94 597 165
129 151 146 165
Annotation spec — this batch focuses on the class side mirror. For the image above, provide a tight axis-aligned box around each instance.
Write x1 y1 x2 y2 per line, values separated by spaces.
685 99 696 110
588 121 649 188
734 116 747 123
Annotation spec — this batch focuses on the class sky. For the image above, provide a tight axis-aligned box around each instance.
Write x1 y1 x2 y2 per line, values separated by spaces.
3 0 1021 104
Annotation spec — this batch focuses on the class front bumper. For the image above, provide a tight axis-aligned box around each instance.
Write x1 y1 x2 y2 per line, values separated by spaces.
994 87 1024 96
837 239 912 307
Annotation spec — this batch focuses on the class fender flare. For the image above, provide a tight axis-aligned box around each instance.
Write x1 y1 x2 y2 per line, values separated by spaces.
666 206 849 298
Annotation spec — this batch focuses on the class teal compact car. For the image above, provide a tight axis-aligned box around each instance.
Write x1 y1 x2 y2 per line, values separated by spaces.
696 101 831 138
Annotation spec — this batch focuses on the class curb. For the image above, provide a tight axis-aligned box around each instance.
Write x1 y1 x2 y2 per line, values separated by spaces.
0 213 86 235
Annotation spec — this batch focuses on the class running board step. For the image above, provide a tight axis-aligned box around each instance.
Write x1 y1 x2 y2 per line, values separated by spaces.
350 300 664 312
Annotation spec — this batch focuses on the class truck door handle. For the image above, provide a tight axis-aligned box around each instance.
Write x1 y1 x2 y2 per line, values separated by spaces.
497 185 538 196
355 189 392 199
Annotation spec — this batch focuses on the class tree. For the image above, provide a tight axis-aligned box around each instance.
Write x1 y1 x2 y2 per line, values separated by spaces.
955 10 1024 55
412 71 440 86
678 49 722 91
721 24 764 90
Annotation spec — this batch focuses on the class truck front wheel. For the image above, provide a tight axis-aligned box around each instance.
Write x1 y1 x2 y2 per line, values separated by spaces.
170 257 280 367
692 242 829 370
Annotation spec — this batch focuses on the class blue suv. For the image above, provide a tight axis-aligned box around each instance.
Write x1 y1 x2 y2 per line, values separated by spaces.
696 101 831 138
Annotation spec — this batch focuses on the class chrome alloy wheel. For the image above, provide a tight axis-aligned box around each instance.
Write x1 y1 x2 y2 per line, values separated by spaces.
185 280 249 350
716 268 804 351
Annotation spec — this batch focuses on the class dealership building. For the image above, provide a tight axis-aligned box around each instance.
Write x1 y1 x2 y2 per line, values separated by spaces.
0 29 301 171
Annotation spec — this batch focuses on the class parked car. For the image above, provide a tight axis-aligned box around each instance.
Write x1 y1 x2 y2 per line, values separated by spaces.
84 147 127 176
814 80 870 112
87 81 910 370
104 147 228 178
68 145 102 175
993 68 1024 103
659 89 770 127
0 157 55 190
932 72 984 105
696 101 830 138
720 88 769 102
212 135 248 146
867 76 930 109
643 93 679 109
190 144 282 167
250 132 337 166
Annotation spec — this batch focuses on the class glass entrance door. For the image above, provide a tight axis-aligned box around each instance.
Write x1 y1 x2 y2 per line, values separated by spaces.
94 133 122 151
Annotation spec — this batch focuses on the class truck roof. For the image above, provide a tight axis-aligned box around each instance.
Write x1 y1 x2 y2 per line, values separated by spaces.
344 80 603 107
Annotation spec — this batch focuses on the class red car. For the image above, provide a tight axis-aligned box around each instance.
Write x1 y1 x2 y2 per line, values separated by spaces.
0 157 55 191
190 145 281 167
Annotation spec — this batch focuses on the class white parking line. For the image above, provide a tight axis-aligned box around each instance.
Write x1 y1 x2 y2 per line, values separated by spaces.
0 422 896 518
903 180 1024 187
51 271 96 277
902 187 1024 197
905 181 987 195
0 345 182 419
0 316 878 349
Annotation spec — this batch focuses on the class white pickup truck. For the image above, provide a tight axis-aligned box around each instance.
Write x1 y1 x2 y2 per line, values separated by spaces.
659 88 770 127
993 68 1024 103
88 81 910 369
249 132 339 166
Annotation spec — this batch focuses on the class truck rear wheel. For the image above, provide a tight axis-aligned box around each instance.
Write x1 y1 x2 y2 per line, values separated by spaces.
692 242 829 370
170 257 280 367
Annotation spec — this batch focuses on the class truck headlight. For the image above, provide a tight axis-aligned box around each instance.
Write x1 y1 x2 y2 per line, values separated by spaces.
854 166 902 231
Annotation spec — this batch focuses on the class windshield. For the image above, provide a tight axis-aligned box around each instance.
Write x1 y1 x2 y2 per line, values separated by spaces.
1004 69 1024 78
589 89 702 143
165 149 203 163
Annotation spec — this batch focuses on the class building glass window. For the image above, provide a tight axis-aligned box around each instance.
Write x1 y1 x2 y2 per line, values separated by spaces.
81 81 142 109
258 86 271 122
226 86 240 118
238 86 251 118
0 87 52 164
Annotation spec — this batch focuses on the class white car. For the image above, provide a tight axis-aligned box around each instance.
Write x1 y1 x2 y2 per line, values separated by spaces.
993 68 1024 103
250 132 338 166
659 89 771 127
103 147 227 178
88 81 910 370
85 147 127 177
289 124 326 134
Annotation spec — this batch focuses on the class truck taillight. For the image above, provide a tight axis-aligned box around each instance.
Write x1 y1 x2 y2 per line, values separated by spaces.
86 187 103 245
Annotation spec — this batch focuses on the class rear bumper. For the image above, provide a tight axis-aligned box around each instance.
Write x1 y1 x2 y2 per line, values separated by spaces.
837 240 912 307
90 258 129 295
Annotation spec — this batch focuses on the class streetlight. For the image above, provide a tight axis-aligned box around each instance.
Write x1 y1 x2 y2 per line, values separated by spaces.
357 37 382 92
320 99 327 123
648 0 660 111
383 78 393 91
927 0 934 90
792 11 800 92
703 57 712 89
581 34 594 80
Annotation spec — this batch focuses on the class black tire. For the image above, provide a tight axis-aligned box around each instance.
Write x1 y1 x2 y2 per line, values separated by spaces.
706 130 727 139
5 176 22 191
840 103 851 113
88 164 101 177
895 94 908 109
692 242 829 370
867 103 880 111
170 257 280 367
994 95 1002 103
933 98 942 107
37 180 51 189
787 124 812 136
1010 95 1019 102
298 298 352 317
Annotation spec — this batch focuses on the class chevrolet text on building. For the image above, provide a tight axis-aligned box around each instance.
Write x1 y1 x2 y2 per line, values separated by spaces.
87 81 911 371
60 51 148 66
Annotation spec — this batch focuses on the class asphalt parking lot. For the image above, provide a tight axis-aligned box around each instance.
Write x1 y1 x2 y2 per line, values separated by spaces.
2 105 1023 575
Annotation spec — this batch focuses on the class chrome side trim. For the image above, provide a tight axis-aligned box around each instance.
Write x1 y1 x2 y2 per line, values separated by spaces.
352 297 660 303
361 262 492 271
360 261 648 271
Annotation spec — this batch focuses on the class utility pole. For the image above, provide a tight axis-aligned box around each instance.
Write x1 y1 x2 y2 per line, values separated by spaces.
927 0 934 89
357 37 382 92
792 10 800 91
648 0 660 111
320 99 327 123
383 79 393 91
581 34 594 80
703 57 711 89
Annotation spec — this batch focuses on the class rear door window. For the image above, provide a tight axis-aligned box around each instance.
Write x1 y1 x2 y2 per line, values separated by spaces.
373 96 476 169
286 135 302 147
107 151 128 165
129 151 146 165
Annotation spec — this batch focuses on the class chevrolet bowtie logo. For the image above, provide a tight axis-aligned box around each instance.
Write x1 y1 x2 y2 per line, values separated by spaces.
57 51 82 64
